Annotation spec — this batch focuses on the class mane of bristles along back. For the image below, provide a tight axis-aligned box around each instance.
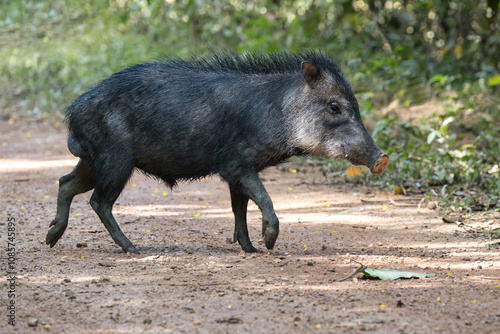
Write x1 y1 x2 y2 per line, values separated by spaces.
159 50 344 77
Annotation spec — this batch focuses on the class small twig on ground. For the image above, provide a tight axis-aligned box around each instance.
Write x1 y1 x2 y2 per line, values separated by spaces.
337 260 366 282
418 197 426 209
389 198 418 207
476 276 500 280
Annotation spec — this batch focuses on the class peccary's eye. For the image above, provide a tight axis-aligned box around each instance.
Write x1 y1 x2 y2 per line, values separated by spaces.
329 102 340 114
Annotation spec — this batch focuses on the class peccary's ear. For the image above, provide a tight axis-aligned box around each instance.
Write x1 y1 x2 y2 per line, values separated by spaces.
301 61 321 86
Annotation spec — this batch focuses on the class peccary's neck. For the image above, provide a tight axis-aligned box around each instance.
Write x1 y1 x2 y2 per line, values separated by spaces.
236 72 305 170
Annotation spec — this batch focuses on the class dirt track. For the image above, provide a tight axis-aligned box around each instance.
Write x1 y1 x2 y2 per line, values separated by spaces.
1 118 500 333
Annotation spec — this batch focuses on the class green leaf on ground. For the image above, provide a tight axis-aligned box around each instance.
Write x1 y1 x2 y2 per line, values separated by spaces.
362 267 436 280
338 260 436 281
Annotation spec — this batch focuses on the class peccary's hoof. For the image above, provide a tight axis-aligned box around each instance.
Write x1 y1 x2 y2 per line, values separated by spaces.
45 219 68 248
263 227 278 250
242 244 260 253
124 245 140 254
265 238 277 250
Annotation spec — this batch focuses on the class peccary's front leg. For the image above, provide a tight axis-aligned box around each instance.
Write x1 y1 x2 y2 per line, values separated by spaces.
232 173 279 250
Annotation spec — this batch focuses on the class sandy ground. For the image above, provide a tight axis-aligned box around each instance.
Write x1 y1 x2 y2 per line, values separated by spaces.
1 118 499 334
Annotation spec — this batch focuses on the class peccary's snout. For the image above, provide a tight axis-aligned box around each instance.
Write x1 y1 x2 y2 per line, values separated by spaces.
370 154 389 174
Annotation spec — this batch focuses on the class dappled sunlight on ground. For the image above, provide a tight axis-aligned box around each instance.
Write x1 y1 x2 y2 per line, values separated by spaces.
0 158 79 173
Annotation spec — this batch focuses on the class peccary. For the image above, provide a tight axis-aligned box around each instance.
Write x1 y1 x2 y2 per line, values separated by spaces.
46 51 389 254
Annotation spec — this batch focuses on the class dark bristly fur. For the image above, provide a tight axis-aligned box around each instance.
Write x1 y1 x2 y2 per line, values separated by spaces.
162 50 341 75
48 50 386 255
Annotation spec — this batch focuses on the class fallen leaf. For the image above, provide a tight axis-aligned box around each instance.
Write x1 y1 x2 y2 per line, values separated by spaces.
346 166 362 177
442 216 464 224
340 260 435 281
363 267 435 280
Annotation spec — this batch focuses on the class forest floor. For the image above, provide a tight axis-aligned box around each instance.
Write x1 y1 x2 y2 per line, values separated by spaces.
1 118 499 334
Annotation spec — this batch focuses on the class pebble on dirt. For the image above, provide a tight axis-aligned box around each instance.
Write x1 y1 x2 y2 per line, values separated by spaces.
427 201 437 210
28 318 38 327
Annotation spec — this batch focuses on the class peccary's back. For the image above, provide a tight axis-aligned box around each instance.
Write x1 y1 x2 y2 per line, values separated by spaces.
65 61 294 183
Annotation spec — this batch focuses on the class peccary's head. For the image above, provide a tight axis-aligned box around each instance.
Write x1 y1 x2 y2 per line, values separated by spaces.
286 58 388 174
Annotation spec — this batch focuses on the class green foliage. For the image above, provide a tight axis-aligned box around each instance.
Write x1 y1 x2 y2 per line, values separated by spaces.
370 82 500 210
1 0 499 209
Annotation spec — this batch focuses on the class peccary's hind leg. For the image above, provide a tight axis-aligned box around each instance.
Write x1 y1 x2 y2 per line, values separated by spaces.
46 159 96 248
229 186 259 253
89 160 138 254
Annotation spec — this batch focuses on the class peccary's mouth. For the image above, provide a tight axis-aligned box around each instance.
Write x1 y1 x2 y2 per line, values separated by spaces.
370 154 389 174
